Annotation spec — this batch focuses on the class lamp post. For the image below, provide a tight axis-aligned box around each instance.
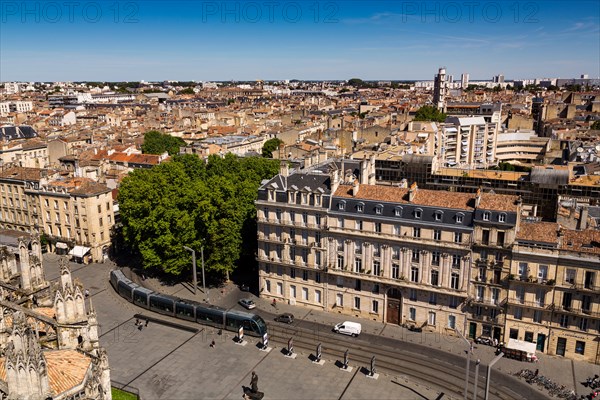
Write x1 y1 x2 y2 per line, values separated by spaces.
455 328 472 400
484 352 504 400
473 358 481 400
183 246 198 295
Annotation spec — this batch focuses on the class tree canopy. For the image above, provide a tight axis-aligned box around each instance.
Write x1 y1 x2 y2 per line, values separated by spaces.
413 105 447 122
141 130 187 156
262 138 283 158
591 120 600 130
118 154 279 278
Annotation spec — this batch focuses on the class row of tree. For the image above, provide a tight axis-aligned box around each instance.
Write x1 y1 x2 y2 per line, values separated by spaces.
118 154 279 278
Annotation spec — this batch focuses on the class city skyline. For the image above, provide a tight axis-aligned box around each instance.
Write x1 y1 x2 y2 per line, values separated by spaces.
1 0 599 81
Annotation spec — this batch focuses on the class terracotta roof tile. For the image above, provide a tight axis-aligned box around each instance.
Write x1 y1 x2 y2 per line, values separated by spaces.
45 350 92 395
478 192 520 212
517 221 559 244
561 229 600 254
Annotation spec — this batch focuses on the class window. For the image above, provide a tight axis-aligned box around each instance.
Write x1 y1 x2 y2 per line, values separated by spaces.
451 273 460 290
373 261 381 276
354 257 362 273
315 290 322 303
394 207 402 217
431 270 439 286
509 329 519 339
338 217 344 229
356 220 363 230
337 255 344 270
434 211 443 221
375 205 383 215
302 270 308 281
483 211 491 221
514 307 522 320
476 286 485 301
497 231 505 246
428 311 436 325
302 287 308 300
291 268 296 279
409 307 416 320
99 217 103 227
411 267 419 282
393 225 400 235
482 230 490 245
575 341 586 355
290 285 297 298
412 250 420 263
372 300 379 313
409 289 417 301
565 269 576 284
355 241 362 254
315 272 321 283
499 213 506 223
518 262 528 279
456 214 463 223
355 279 361 291
535 289 545 307
432 251 440 266
579 318 588 331
339 201 346 211
336 293 343 307
429 292 437 305
433 230 441 241
533 310 542 323
538 265 548 282
452 255 461 268
413 227 421 238
374 222 381 233
392 264 399 279
372 283 379 294
516 287 525 303
357 203 364 212
448 315 456 329
336 276 344 288
302 212 308 225
315 214 321 226
582 295 591 312
415 209 422 219
449 296 459 309
265 280 271 292
354 297 361 310
290 211 296 223
560 314 569 328
454 232 462 243
97 204 101 213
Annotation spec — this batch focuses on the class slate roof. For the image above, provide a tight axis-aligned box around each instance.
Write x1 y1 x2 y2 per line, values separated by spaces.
0 126 38 141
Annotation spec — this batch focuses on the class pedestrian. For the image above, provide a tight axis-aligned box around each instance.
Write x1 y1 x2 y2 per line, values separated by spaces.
135 318 140 326
210 339 216 348
145 319 149 327
85 289 90 298
272 298 277 308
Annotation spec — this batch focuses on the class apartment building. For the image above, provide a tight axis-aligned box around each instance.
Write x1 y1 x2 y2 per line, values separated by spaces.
256 159 520 338
0 167 114 263
507 221 600 364
438 116 498 169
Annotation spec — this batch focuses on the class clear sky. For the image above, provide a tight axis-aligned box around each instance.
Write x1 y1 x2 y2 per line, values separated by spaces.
1 0 599 81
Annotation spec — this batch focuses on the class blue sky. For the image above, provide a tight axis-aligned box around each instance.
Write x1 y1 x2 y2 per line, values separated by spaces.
1 1 599 81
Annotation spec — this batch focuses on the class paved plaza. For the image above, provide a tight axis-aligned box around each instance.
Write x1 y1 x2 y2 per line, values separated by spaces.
42 254 599 400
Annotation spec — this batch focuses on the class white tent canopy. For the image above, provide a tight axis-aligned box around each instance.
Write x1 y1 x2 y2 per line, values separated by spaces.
69 246 91 258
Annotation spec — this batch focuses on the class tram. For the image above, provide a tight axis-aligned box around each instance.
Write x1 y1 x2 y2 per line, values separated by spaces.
110 270 267 337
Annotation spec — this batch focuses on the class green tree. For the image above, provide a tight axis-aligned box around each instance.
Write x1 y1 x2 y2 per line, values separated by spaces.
262 138 284 158
413 105 447 122
141 130 187 156
179 88 195 95
591 120 600 130
118 154 279 279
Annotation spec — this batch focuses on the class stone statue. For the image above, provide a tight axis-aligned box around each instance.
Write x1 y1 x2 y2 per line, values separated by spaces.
250 371 258 393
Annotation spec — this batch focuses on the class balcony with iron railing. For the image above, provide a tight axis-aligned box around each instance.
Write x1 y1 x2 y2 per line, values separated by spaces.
507 298 548 309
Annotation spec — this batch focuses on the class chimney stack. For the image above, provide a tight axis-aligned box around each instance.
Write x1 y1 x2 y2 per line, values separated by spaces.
409 182 418 202
475 188 482 208
352 179 360 197
280 161 289 177
578 206 589 230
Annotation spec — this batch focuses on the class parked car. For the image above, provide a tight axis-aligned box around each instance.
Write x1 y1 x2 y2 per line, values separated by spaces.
333 321 362 337
238 299 256 310
274 313 294 324
475 336 494 346
239 284 250 292
406 324 423 332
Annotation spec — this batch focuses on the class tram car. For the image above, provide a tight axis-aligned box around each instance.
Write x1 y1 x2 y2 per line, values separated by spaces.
110 270 267 337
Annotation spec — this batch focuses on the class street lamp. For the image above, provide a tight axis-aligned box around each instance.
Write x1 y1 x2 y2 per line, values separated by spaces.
183 246 197 295
473 358 481 400
183 245 208 302
484 352 504 400
455 328 473 400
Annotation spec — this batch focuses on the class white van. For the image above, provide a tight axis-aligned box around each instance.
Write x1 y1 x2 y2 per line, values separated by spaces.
333 321 362 337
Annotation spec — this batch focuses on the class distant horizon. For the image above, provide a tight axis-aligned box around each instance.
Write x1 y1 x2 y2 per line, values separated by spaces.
1 1 598 81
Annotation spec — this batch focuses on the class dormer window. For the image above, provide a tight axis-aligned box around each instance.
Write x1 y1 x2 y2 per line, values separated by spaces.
434 211 443 221
338 201 346 211
456 213 464 224
415 209 423 219
483 211 491 221
375 204 383 215
394 207 403 217
357 203 364 213
499 213 506 223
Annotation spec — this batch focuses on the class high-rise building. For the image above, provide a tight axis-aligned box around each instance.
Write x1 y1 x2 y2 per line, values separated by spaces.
433 67 447 112
461 73 470 89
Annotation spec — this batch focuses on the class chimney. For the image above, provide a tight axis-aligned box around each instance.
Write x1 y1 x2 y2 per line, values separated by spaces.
280 161 289 177
475 188 482 208
360 156 368 184
408 182 418 202
369 155 376 185
578 206 589 230
352 179 360 197
399 178 408 188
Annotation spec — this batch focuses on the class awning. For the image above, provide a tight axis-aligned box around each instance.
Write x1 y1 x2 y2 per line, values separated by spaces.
69 246 91 258
56 242 68 249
